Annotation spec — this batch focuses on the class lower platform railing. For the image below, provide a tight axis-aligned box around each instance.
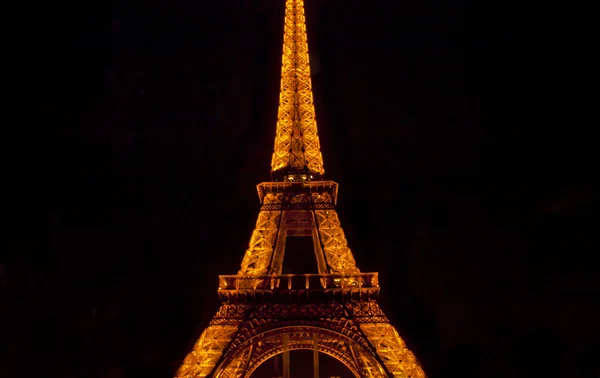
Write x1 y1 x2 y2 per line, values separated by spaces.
218 272 379 291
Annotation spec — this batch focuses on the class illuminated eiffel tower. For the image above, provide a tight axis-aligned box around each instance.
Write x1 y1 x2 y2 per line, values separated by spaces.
176 0 426 377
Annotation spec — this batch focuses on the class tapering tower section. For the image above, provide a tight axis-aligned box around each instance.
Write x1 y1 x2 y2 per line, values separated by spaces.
237 0 358 279
271 0 324 179
176 1 427 377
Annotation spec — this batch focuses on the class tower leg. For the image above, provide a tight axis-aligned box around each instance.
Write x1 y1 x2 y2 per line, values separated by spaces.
313 205 360 275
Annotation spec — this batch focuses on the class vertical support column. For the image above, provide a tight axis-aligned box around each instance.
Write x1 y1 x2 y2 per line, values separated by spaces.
313 333 319 378
310 211 330 275
283 333 290 378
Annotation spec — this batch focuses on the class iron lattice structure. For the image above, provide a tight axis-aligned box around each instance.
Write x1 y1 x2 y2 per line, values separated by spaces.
176 0 426 377
270 0 323 176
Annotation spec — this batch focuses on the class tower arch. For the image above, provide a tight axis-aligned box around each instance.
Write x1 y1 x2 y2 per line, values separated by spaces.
213 325 386 378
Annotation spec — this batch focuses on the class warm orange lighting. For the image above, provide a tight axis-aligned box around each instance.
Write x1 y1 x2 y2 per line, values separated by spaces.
175 0 426 377
271 0 324 175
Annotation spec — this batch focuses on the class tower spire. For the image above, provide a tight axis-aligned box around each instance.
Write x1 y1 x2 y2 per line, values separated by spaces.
271 0 324 180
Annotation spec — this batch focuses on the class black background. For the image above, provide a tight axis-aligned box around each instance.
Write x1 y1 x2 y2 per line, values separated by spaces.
2 0 596 377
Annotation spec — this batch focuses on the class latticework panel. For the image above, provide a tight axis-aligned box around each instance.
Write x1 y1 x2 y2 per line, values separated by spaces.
238 193 283 276
346 301 389 324
360 323 426 378
176 304 250 378
176 325 240 378
271 0 324 174
214 347 252 378
313 195 360 274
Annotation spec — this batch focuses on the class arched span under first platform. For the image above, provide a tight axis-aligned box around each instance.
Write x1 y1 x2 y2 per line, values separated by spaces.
212 325 385 378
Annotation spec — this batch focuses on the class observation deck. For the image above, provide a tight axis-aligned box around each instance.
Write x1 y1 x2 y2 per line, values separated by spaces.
217 272 380 303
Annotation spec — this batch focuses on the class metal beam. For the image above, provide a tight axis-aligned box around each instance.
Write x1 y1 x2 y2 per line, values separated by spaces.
313 333 319 378
283 333 290 378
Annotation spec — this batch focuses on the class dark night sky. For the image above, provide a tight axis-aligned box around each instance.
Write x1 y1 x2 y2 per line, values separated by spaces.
2 0 596 377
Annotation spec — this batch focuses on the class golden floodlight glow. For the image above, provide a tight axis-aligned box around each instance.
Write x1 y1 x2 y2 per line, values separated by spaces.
271 0 324 175
175 1 427 377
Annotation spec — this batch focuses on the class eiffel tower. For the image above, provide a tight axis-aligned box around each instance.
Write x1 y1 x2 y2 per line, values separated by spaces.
176 1 426 377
